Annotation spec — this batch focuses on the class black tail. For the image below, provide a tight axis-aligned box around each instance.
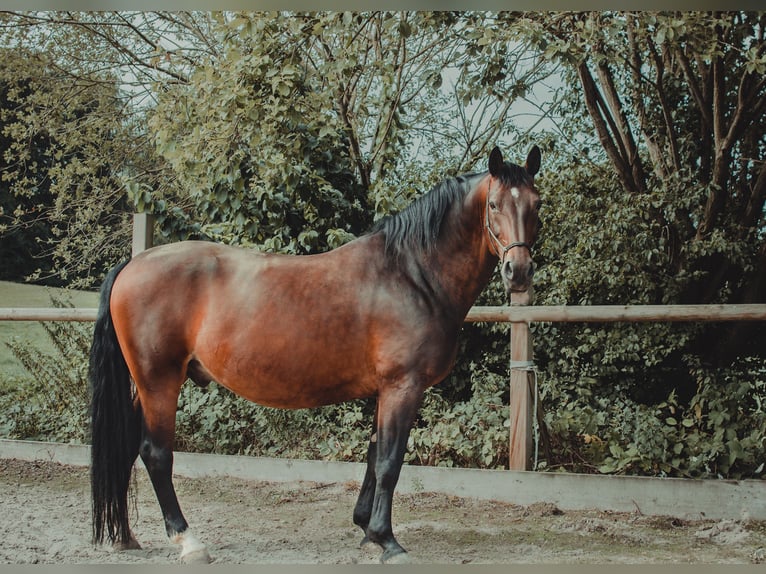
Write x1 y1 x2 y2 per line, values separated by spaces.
89 260 141 546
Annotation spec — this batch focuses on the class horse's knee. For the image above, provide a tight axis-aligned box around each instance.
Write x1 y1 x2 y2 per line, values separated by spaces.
139 439 172 474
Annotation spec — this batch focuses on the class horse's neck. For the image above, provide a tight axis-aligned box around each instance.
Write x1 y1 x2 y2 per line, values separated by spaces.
420 179 498 320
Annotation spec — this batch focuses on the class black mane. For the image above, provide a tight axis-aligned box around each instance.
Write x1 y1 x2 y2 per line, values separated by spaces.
371 174 478 257
372 161 532 258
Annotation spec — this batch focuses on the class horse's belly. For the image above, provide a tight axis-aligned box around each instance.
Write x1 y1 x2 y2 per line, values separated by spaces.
192 325 377 409
210 365 376 409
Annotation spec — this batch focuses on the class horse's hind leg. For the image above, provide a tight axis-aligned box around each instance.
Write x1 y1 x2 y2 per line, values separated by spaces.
137 375 211 564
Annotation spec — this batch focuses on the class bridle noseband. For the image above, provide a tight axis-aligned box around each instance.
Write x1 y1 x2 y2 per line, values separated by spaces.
484 181 533 261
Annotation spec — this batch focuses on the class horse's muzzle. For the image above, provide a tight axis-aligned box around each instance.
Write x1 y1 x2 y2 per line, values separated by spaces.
501 258 535 294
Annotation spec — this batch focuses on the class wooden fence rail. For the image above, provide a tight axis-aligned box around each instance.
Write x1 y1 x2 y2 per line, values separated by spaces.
0 308 98 321
3 304 766 323
467 303 766 323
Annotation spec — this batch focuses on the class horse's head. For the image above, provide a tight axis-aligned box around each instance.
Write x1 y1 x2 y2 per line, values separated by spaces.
484 145 541 295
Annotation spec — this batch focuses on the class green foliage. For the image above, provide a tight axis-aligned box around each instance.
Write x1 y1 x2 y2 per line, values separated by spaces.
145 12 551 252
408 365 510 468
495 12 766 479
0 47 134 287
174 382 373 461
171 361 515 470
0 55 56 283
542 356 766 480
525 153 766 479
148 14 371 252
0 297 92 442
532 160 691 393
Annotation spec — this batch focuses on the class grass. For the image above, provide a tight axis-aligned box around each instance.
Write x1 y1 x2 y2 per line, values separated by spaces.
0 281 98 388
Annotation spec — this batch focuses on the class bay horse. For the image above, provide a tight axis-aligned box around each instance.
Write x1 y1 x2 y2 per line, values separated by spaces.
89 145 542 563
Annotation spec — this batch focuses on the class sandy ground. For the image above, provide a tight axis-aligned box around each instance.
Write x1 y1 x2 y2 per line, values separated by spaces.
0 458 764 564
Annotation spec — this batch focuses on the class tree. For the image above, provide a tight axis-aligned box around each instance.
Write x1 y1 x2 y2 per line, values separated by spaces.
0 11 221 285
147 12 556 253
518 11 765 314
0 11 556 261
0 51 55 282
0 47 136 286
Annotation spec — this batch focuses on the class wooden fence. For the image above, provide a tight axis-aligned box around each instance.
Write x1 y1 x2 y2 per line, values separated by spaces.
2 212 766 470
5 303 766 324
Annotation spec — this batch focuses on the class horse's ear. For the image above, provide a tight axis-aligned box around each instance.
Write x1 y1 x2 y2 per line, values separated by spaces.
488 146 504 177
525 145 541 177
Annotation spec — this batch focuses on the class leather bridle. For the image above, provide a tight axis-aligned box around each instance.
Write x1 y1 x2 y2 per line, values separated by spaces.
484 180 533 261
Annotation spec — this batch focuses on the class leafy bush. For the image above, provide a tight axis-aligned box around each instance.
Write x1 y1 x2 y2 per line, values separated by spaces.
408 364 510 469
0 297 92 442
538 350 766 479
174 361 514 469
174 382 373 461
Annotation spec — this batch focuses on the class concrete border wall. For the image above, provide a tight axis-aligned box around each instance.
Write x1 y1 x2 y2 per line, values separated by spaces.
2 439 763 521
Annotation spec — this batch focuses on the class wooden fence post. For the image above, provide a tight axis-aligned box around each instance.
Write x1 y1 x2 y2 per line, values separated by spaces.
508 285 535 471
132 213 154 257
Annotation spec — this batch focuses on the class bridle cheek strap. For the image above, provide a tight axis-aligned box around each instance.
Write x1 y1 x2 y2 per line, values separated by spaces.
484 182 533 262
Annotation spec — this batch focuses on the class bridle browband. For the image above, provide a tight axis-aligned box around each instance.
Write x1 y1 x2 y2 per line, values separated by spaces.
484 178 533 261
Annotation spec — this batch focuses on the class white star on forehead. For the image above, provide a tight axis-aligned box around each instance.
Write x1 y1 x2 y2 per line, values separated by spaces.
510 186 520 199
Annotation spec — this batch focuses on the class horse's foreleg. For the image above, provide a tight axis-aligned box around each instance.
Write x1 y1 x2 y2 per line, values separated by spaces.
365 387 422 564
353 435 377 545
138 384 211 564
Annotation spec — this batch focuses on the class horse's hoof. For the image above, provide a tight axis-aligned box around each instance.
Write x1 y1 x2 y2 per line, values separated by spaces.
174 530 211 564
113 535 142 551
381 549 411 564
359 536 380 562
359 535 373 549
180 548 212 564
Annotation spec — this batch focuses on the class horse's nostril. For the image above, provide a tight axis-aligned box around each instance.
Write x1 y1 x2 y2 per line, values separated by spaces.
528 263 535 278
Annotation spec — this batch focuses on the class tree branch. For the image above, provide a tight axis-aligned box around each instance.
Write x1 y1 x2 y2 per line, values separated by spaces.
318 36 369 192
626 17 669 181
577 61 640 194
743 160 766 231
697 22 731 240
722 73 766 152
676 45 713 132
595 58 647 192
711 24 726 154
652 43 682 173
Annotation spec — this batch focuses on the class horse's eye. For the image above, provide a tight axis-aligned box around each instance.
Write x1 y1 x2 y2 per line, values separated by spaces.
489 201 498 211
